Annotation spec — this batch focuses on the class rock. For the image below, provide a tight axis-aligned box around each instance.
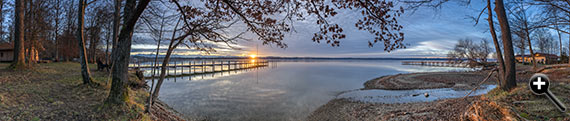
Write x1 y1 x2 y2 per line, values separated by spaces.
424 93 429 97
412 94 420 97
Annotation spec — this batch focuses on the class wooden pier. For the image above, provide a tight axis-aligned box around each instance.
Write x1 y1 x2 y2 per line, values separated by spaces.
128 59 269 78
401 61 467 67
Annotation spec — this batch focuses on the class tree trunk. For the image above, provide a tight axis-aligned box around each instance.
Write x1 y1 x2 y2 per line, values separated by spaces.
146 16 165 113
487 0 504 86
151 46 175 103
54 0 61 62
106 0 150 105
110 0 121 66
106 21 111 64
554 11 562 61
9 0 26 70
0 0 4 41
494 0 517 91
77 0 94 85
146 36 161 113
88 19 97 63
525 29 536 69
150 18 181 106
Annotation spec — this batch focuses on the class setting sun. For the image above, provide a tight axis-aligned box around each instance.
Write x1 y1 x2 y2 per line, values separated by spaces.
249 54 257 59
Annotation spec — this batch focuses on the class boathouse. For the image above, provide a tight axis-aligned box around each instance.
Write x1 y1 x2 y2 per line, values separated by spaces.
0 43 13 62
515 53 558 64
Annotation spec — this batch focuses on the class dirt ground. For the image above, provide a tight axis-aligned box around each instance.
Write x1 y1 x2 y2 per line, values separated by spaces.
310 64 570 120
0 62 186 121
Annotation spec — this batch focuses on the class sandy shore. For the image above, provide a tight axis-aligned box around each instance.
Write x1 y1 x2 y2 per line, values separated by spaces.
363 71 498 90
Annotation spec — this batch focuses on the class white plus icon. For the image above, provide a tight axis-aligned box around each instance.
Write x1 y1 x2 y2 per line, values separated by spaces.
533 77 546 90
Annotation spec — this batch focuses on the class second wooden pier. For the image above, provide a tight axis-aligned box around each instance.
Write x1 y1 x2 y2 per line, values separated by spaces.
401 61 467 67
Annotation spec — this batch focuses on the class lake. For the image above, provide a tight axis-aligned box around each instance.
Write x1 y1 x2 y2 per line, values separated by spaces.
148 59 476 121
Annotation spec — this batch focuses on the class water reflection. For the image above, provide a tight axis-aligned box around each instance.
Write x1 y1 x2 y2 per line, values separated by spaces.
150 60 476 121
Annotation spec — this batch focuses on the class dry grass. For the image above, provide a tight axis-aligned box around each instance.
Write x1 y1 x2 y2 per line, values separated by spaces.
481 83 570 120
0 62 151 120
477 66 570 120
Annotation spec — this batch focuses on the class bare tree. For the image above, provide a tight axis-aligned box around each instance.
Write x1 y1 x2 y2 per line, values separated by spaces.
485 0 505 86
534 28 556 54
533 0 570 64
86 3 112 64
60 0 79 62
479 39 492 63
139 2 177 112
509 0 537 69
111 0 120 64
77 0 95 85
513 35 526 59
24 0 51 66
447 38 491 66
9 0 25 70
0 0 5 42
52 0 62 62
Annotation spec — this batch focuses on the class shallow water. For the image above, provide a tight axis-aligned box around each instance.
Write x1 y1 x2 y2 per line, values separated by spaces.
149 60 478 121
337 85 497 103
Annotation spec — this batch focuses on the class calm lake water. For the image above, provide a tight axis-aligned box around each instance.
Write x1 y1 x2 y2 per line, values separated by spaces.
149 59 476 121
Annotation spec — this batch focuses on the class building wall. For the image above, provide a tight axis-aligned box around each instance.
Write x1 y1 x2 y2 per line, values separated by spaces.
515 56 557 64
0 50 13 62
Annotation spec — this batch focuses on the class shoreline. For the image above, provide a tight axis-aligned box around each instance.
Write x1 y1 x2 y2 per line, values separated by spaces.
309 64 570 120
363 71 497 90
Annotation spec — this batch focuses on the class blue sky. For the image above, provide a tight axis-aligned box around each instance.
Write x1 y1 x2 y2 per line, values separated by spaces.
131 1 568 58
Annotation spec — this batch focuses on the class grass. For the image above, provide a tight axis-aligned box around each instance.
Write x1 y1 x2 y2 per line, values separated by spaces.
0 62 152 120
483 82 570 120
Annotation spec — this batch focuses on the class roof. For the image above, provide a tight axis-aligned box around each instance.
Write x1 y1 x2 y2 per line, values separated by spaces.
0 42 13 51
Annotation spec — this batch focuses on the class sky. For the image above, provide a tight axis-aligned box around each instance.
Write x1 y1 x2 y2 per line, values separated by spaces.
130 0 569 58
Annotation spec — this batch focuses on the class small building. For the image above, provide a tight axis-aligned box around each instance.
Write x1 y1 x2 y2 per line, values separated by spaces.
0 43 13 62
515 53 559 64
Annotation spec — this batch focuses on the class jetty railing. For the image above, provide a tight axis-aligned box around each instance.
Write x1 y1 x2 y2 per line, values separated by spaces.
128 59 269 78
401 61 467 67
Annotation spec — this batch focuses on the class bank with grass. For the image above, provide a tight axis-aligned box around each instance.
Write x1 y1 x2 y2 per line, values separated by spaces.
0 62 185 120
